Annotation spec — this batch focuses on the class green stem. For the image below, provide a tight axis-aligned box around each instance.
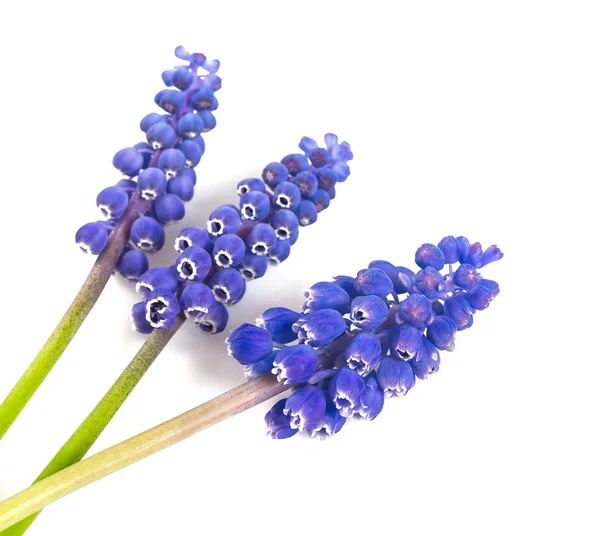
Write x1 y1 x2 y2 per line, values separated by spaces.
0 374 288 532
0 192 149 440
0 315 185 536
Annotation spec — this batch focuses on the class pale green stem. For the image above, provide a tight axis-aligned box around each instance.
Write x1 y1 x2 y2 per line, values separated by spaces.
0 315 185 535
0 192 149 440
0 374 289 531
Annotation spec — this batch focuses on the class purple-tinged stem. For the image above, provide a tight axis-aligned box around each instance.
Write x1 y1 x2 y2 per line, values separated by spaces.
0 374 290 531
0 191 150 440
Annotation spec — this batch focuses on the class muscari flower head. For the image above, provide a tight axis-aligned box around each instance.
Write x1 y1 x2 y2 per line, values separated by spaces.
226 237 502 439
75 46 221 281
127 134 353 335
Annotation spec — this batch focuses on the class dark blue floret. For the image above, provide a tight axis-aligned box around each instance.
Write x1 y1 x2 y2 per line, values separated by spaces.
268 239 291 264
246 223 277 256
209 268 246 304
213 234 245 268
265 399 298 439
174 227 212 253
76 222 108 255
285 386 327 431
240 191 270 221
303 282 351 314
96 186 129 219
295 200 318 226
350 295 389 330
175 245 212 282
117 249 149 281
131 216 165 252
207 205 241 237
257 308 300 344
153 193 185 225
354 268 394 297
237 178 266 196
226 323 273 364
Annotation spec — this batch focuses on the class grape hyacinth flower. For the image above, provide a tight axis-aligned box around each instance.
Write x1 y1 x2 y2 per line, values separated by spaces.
0 238 503 519
129 133 353 336
1 134 353 535
76 46 222 273
0 46 222 442
225 236 502 439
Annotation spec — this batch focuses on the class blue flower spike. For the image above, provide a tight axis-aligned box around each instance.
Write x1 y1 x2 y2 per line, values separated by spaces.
225 237 502 439
129 133 353 336
76 45 222 278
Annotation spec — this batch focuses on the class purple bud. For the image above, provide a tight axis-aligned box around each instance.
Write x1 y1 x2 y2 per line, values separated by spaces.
438 236 459 264
328 367 366 417
354 268 394 297
112 147 144 176
153 193 185 226
396 294 433 328
443 295 474 331
136 266 179 296
179 282 216 319
284 386 327 431
307 401 346 439
265 399 298 439
415 243 445 270
246 223 277 256
75 222 108 255
130 216 165 252
175 245 212 282
453 263 481 290
195 301 229 334
391 324 424 360
226 324 273 365
344 331 382 376
273 182 302 210
144 288 180 330
396 266 416 294
350 295 389 330
480 245 504 267
96 186 129 219
207 205 241 237
137 168 167 200
117 249 149 281
240 251 269 281
281 153 309 176
415 267 446 300
268 238 291 264
303 282 351 314
262 162 289 188
237 178 266 196
410 337 440 380
293 309 346 347
240 191 270 221
272 345 319 384
213 234 245 268
271 209 299 241
158 148 186 179
256 307 300 344
174 227 212 253
210 268 246 304
427 315 457 351
376 356 415 397
129 302 154 334
357 376 385 420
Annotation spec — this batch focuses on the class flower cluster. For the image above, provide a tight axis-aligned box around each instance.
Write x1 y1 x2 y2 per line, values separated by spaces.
129 134 353 335
75 46 221 282
226 237 503 439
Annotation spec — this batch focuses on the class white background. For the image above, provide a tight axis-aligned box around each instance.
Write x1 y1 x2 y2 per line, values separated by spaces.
0 1 598 535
